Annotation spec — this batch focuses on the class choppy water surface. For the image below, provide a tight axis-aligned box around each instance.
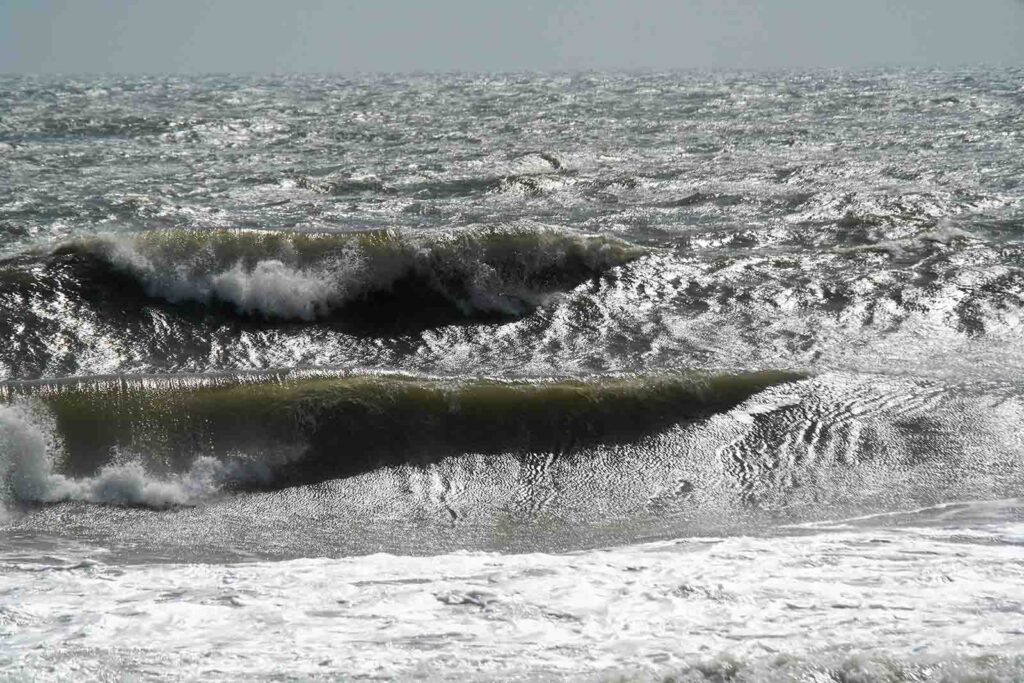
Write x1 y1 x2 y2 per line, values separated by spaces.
1 70 1023 680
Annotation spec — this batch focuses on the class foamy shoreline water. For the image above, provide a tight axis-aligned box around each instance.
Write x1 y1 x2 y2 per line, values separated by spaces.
2 521 1022 681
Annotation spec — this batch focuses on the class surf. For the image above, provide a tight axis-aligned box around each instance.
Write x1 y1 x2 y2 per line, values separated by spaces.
0 369 803 508
41 224 647 320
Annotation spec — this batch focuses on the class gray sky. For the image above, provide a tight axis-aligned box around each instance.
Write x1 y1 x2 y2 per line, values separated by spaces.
2 0 1023 73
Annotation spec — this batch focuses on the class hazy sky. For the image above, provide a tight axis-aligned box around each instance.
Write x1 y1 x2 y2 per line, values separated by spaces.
2 0 1023 73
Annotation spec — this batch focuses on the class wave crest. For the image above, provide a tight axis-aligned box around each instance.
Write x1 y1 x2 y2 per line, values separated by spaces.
54 225 646 320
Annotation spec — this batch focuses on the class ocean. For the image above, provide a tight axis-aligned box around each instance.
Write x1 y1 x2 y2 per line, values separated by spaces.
1 70 1022 680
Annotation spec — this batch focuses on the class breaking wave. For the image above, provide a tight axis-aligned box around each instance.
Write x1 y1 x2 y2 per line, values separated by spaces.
0 369 801 508
0 403 272 512
47 224 647 320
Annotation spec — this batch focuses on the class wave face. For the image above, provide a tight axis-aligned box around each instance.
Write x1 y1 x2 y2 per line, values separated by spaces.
0 370 801 508
51 225 646 320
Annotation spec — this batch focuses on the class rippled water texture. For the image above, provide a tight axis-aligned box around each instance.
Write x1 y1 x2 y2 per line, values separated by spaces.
0 70 1020 379
1 70 1023 680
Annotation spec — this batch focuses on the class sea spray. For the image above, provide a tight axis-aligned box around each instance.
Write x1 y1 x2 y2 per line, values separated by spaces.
0 403 60 506
0 403 268 509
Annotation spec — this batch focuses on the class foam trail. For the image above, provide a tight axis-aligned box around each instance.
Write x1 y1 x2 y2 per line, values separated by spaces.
0 404 259 511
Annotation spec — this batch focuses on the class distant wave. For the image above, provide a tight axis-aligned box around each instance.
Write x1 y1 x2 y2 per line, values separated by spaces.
44 225 645 321
295 151 566 199
0 369 802 509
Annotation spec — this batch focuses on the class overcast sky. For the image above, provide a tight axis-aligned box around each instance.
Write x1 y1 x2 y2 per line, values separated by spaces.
2 0 1022 73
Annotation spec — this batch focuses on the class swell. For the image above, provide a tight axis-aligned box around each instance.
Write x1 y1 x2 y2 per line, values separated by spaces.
0 369 803 506
36 225 646 322
297 172 563 199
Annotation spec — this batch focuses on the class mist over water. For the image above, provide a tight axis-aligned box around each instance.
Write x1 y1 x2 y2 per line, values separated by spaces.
1 70 1023 680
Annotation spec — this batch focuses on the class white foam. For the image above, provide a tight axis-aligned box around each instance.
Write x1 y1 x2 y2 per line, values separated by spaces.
79 233 353 320
1 523 1021 680
209 260 336 320
0 404 255 512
